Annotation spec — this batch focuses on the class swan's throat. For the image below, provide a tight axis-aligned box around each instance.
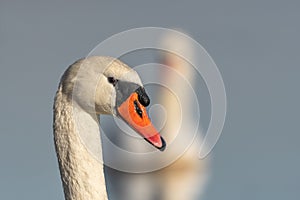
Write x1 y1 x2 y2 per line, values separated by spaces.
53 88 108 200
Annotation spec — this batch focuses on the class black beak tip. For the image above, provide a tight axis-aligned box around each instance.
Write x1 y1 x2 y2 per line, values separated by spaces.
157 136 166 151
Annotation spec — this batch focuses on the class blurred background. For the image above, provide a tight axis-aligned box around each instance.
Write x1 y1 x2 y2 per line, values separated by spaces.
1 0 299 199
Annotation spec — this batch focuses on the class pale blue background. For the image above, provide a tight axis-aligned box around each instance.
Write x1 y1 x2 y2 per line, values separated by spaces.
1 0 299 199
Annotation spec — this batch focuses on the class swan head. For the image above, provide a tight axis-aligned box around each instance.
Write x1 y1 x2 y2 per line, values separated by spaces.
61 56 166 151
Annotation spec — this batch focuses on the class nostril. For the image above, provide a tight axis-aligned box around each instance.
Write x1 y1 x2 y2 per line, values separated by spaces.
134 100 143 118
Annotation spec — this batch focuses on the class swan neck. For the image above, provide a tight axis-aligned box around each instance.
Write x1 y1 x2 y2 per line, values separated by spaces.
53 87 108 200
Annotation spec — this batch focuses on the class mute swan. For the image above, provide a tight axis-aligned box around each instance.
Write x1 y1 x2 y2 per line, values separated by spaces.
53 56 166 200
157 36 209 200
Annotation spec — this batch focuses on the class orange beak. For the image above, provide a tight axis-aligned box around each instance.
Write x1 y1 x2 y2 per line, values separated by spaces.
117 92 166 151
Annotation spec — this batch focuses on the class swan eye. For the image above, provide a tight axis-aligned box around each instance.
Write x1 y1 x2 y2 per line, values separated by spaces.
107 77 117 86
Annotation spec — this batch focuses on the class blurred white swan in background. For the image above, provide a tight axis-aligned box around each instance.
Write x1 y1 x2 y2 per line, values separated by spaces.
156 31 210 199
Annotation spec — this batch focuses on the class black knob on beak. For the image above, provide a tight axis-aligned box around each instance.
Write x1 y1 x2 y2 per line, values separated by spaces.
136 87 150 107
